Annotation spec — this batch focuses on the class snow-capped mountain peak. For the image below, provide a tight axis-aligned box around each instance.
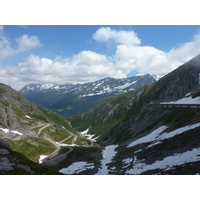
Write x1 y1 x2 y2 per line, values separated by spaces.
20 74 156 96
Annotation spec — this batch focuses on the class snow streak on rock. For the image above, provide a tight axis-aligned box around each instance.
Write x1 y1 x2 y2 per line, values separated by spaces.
39 155 48 164
126 148 200 174
59 161 95 174
127 126 168 148
128 122 200 148
160 96 200 104
96 145 118 175
0 128 23 135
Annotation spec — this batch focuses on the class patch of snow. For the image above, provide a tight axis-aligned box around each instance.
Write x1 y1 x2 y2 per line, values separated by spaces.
185 92 192 97
39 155 48 164
0 128 9 134
128 122 200 149
127 126 168 148
59 161 95 174
113 82 136 91
0 128 23 135
160 96 200 105
122 158 133 168
80 81 138 98
147 141 162 148
134 149 142 153
80 127 90 135
54 86 59 89
126 147 200 175
79 127 98 142
11 130 23 135
96 145 118 175
157 123 200 141
151 74 165 81
123 158 133 165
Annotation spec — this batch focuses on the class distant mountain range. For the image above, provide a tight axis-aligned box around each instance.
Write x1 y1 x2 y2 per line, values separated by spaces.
20 74 157 118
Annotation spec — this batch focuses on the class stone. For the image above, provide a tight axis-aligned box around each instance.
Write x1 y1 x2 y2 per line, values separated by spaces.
0 148 9 155
0 157 14 172
0 139 10 149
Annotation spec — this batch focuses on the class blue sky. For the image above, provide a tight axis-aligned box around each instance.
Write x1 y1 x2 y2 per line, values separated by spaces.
1 25 200 90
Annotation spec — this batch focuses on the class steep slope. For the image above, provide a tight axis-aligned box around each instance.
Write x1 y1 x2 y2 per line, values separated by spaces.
20 74 156 118
0 139 61 175
60 54 200 174
68 55 200 144
0 83 95 165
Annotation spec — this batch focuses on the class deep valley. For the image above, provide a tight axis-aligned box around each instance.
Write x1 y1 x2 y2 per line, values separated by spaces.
1 55 200 175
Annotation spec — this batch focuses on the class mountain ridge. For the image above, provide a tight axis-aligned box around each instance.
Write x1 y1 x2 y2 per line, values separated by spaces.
20 73 157 118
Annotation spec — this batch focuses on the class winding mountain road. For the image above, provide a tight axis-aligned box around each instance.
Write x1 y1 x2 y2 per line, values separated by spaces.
42 146 73 166
38 123 98 165
38 123 50 135
38 123 78 164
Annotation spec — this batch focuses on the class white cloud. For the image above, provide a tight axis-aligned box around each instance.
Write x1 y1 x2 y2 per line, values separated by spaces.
93 27 141 45
2 26 200 90
15 34 42 52
0 32 42 62
0 36 15 60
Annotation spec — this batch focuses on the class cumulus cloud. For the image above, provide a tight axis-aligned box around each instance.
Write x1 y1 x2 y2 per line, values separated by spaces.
2 26 200 90
6 51 119 88
0 26 42 62
93 27 141 45
15 34 42 52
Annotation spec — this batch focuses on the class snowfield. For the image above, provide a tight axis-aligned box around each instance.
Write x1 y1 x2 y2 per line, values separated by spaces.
128 122 200 148
160 96 200 104
96 145 118 175
58 145 118 175
126 147 200 174
127 126 168 148
59 161 95 174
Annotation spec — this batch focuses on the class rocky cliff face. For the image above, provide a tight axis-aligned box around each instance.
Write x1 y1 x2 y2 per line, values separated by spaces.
0 83 78 163
148 54 200 102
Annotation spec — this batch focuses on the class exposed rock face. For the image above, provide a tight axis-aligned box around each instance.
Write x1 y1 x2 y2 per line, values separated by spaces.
149 54 200 102
0 83 48 133
0 149 9 155
0 157 14 172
